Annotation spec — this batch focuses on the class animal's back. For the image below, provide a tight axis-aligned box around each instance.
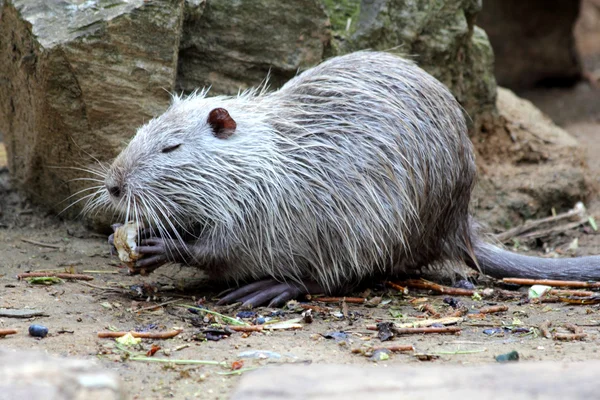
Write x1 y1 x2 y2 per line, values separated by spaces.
232 51 478 291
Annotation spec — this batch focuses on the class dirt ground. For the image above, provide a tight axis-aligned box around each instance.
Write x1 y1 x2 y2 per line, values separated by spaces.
0 79 598 400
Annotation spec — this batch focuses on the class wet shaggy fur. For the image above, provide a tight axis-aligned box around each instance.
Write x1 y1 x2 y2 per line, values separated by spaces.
94 51 476 292
89 51 600 294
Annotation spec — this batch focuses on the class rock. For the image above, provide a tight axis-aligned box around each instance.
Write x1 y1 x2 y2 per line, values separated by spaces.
0 0 184 225
337 0 497 131
472 88 590 229
478 0 582 89
231 361 600 399
176 0 332 95
0 349 124 400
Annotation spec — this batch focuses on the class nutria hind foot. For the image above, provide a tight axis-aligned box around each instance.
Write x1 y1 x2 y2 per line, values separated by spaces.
217 279 324 308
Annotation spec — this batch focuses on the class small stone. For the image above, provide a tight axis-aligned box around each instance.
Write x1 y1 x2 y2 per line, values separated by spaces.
28 324 48 338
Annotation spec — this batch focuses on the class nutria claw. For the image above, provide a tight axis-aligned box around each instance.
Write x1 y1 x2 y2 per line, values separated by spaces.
129 237 174 273
217 279 323 308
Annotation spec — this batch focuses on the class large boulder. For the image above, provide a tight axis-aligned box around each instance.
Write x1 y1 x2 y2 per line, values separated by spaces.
176 0 332 95
332 0 497 132
0 0 184 224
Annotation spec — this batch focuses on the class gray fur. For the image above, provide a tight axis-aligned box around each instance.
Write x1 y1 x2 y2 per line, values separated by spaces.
87 51 600 292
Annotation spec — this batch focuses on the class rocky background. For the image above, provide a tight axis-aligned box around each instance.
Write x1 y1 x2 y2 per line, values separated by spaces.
0 0 594 231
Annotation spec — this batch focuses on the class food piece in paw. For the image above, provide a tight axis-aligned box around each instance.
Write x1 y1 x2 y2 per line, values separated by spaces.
112 222 146 274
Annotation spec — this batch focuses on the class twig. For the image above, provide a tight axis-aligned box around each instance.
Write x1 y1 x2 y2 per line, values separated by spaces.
446 306 469 317
539 321 552 339
20 238 63 249
78 281 129 293
179 305 249 326
226 318 303 333
133 299 182 313
478 305 508 314
18 272 94 281
82 270 119 274
299 304 331 313
558 296 600 305
366 325 461 335
97 329 183 339
227 325 265 332
495 203 587 243
386 282 409 294
503 278 600 288
0 329 18 337
129 356 228 367
539 321 586 341
420 304 441 318
393 326 461 335
309 296 366 304
555 323 587 341
351 344 414 354
400 279 475 296
549 289 595 297
516 219 588 241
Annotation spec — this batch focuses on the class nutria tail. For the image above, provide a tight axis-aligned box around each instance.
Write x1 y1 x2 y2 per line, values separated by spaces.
469 240 600 281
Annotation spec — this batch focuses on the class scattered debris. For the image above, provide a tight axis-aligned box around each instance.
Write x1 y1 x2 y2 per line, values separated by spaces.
483 328 504 336
415 353 440 361
386 281 408 294
376 322 395 341
238 350 282 360
419 303 441 318
17 272 93 281
503 278 600 289
368 324 461 336
453 280 475 290
146 345 161 356
554 323 587 341
495 350 519 363
529 285 552 299
0 329 18 337
367 316 463 331
539 321 586 341
351 344 414 357
322 331 349 342
236 311 257 319
231 360 245 370
112 222 144 272
308 296 366 304
399 279 475 296
182 305 249 326
478 305 508 314
97 329 183 339
495 202 589 244
116 332 141 346
28 324 48 338
370 349 390 361
25 276 64 285
20 238 64 249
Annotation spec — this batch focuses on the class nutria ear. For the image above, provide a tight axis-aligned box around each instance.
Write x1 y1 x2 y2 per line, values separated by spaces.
207 108 236 139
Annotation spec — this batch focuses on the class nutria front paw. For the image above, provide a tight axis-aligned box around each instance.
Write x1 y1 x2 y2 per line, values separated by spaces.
127 237 174 275
216 279 323 308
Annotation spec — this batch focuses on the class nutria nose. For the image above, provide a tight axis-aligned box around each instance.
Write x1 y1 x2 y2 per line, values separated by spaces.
106 184 122 199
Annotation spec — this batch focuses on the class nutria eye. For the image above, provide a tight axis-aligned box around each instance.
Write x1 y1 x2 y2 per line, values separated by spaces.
162 144 181 153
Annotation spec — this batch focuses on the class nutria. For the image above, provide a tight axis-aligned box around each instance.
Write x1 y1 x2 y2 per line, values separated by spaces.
92 51 600 307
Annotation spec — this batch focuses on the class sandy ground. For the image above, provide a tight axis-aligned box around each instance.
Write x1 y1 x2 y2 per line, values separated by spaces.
0 79 599 400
